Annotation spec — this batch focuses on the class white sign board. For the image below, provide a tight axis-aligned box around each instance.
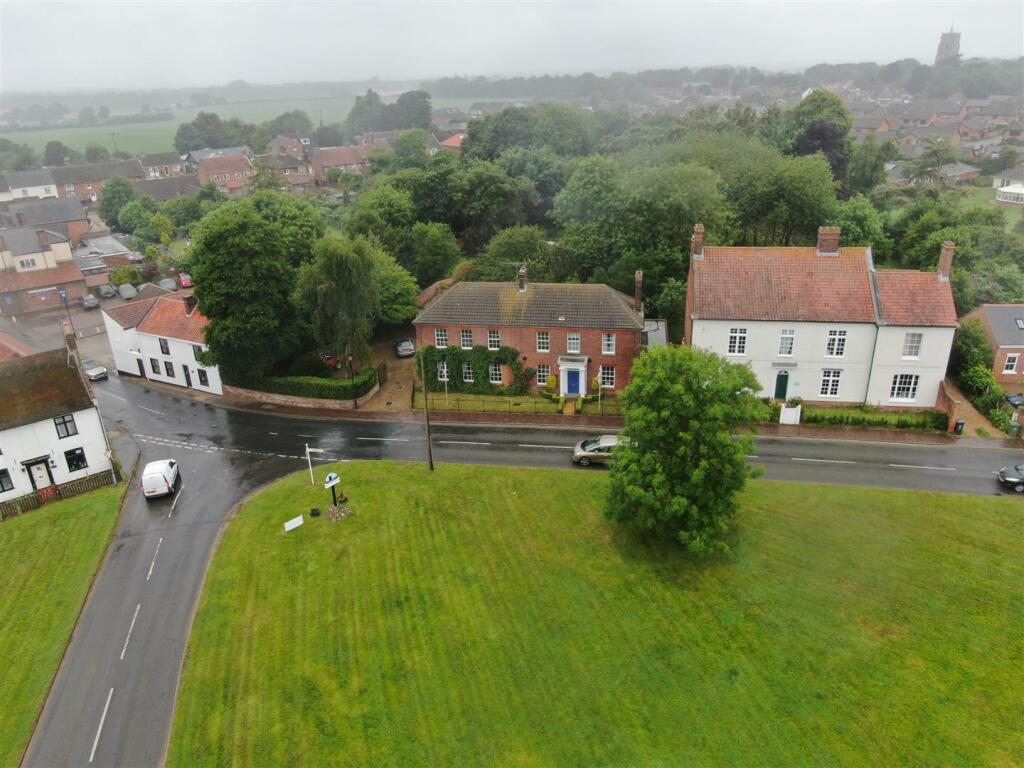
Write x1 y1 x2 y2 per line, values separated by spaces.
283 515 304 533
324 472 340 489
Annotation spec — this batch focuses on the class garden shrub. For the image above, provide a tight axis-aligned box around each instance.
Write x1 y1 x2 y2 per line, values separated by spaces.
261 367 377 400
287 352 331 378
418 345 535 395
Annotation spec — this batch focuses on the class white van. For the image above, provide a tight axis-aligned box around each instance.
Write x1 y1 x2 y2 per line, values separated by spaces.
141 459 179 499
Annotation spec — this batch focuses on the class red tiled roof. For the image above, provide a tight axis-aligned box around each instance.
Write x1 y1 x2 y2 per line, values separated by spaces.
196 155 253 175
0 262 85 293
103 297 158 329
874 271 958 327
311 145 372 168
0 330 35 361
136 295 209 343
690 247 877 323
440 132 466 148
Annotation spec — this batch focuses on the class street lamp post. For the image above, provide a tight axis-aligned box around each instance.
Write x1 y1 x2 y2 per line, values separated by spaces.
418 352 435 471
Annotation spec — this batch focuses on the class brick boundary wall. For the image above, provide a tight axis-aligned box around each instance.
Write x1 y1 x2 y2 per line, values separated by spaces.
935 379 965 433
223 382 380 411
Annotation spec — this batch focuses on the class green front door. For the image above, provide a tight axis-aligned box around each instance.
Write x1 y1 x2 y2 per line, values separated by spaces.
774 370 789 400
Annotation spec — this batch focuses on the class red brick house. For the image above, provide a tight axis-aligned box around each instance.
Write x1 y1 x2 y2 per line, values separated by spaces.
309 145 374 185
413 270 645 396
961 304 1024 392
51 160 145 202
195 155 255 197
138 152 187 179
267 133 315 160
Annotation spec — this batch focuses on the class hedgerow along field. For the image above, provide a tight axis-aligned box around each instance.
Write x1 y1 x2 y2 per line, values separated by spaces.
166 462 1022 767
0 97 485 156
0 486 123 767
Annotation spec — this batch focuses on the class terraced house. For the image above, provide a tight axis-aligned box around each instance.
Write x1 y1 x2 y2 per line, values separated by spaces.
413 269 645 396
685 224 958 408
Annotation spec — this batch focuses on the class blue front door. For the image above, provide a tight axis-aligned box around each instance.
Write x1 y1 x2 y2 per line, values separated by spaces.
567 370 580 395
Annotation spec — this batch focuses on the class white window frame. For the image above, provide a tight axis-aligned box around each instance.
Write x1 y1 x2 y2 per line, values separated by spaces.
727 328 747 356
825 329 847 358
461 362 474 383
536 331 550 353
819 369 841 398
901 332 923 359
536 363 550 385
778 329 795 357
460 329 473 349
437 361 449 382
602 333 616 355
889 373 920 401
566 332 581 354
488 363 502 384
1004 353 1020 374
487 330 501 350
434 328 448 348
600 365 615 388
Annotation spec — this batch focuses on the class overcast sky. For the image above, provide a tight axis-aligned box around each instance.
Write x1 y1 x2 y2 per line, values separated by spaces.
1 1 1021 93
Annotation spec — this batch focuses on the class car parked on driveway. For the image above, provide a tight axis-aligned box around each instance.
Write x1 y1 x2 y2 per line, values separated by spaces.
141 459 179 499
118 283 138 300
996 464 1024 493
80 358 108 381
158 278 179 292
393 338 415 358
572 435 623 466
97 283 117 299
79 294 99 310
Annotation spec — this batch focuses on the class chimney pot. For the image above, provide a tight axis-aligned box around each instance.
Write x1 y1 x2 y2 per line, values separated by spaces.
938 241 955 281
817 226 841 255
516 264 528 293
36 229 48 247
634 270 643 313
691 223 705 260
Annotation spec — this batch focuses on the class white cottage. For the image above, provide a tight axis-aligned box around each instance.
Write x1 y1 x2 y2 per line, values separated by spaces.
102 293 223 395
0 348 112 505
684 225 958 408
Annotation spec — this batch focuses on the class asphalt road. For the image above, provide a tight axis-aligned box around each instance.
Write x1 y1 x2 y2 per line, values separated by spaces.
23 373 1023 768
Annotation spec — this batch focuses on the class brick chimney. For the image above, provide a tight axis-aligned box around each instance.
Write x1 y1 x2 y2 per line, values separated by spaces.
817 226 841 255
516 264 528 293
691 223 705 260
938 241 955 282
36 229 48 248
634 270 643 312
183 294 198 314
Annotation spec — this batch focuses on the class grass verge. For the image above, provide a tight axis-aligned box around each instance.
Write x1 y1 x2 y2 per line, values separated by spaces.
413 390 561 413
167 463 1022 767
0 485 123 767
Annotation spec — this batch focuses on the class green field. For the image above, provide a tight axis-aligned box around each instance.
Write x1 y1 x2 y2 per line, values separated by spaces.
0 486 123 767
167 463 1022 767
0 97 484 156
955 185 1024 232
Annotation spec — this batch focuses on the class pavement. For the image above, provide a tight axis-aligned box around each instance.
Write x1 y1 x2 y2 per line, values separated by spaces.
11 313 1024 767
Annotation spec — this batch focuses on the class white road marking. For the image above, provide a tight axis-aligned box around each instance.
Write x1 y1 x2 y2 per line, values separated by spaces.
101 391 128 402
438 440 491 446
791 457 856 464
889 464 957 471
357 437 409 442
748 454 760 459
276 454 290 459
518 443 573 450
167 487 183 519
268 432 278 435
120 603 141 660
89 687 114 763
297 434 314 438
146 537 163 581
137 405 165 416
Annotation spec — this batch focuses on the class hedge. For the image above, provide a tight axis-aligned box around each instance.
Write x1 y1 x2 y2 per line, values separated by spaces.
260 367 378 400
800 406 949 432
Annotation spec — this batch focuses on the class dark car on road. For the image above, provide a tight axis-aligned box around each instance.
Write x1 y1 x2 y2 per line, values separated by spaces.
393 338 415 358
996 464 1024 493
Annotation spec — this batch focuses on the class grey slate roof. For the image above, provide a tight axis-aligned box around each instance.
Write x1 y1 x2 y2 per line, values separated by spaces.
6 197 86 226
131 175 202 202
980 305 1024 347
2 169 56 188
413 281 643 330
139 152 183 166
187 146 251 162
0 348 94 431
51 159 145 185
1 226 68 256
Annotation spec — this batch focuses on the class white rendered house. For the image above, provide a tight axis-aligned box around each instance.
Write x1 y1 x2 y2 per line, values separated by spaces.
102 293 223 395
684 225 958 408
0 348 113 505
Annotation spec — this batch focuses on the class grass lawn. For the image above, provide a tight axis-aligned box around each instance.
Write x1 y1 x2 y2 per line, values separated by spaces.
167 463 1022 767
0 486 123 767
954 185 1024 232
413 390 561 414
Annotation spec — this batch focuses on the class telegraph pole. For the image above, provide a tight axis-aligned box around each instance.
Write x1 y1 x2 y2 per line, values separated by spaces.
418 352 435 471
109 132 119 153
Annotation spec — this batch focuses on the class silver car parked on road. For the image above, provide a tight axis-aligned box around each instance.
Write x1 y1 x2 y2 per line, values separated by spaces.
572 435 623 466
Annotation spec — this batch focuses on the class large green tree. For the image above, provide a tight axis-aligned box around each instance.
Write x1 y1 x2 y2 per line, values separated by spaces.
473 225 558 282
788 90 852 184
371 250 420 326
190 203 299 383
247 190 325 267
406 221 461 287
345 184 416 258
97 177 136 229
295 233 379 379
605 345 762 555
